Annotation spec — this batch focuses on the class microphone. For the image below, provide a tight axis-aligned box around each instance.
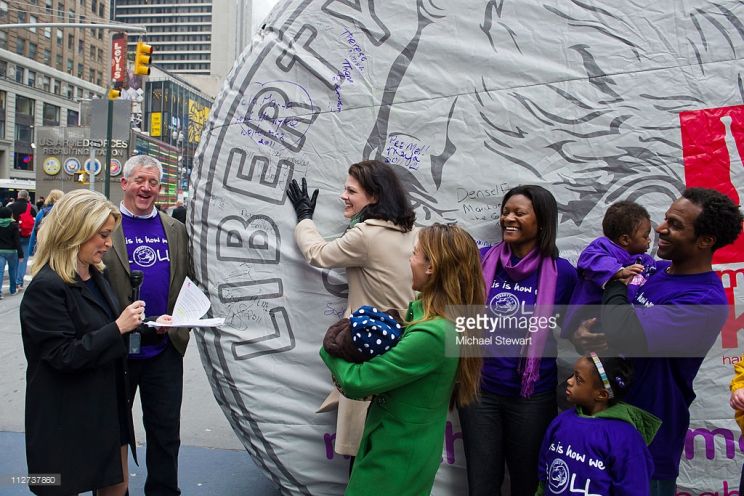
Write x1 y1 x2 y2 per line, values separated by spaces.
130 270 144 302
128 270 145 355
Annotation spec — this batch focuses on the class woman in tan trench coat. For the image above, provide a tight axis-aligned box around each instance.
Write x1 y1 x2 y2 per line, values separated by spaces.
287 159 417 458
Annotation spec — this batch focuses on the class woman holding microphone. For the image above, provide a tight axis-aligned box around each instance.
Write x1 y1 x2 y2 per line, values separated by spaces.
20 190 156 496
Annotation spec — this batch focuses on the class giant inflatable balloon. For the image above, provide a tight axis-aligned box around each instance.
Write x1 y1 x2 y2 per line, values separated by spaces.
190 1 744 493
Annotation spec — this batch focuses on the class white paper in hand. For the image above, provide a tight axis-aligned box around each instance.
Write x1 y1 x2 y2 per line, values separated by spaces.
144 277 224 328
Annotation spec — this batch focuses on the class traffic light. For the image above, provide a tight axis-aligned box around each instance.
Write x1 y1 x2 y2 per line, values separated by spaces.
108 87 122 100
134 41 153 76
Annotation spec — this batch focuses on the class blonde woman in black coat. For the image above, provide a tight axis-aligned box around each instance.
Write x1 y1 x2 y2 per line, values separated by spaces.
20 190 155 496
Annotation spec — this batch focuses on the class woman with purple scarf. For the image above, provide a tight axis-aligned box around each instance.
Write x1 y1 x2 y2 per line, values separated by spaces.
458 185 578 496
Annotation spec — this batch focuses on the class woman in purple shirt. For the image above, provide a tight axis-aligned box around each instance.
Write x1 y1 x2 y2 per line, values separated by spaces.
459 185 577 496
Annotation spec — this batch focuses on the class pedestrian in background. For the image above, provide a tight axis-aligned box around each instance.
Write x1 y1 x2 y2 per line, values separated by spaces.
11 189 36 290
0 206 22 298
27 189 64 257
171 199 186 224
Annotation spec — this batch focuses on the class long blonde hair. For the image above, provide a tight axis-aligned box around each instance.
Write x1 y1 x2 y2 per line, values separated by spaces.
32 190 120 284
415 223 485 408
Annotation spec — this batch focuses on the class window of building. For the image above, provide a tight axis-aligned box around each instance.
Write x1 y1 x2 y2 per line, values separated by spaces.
78 39 83 54
53 79 60 94
89 45 95 59
42 48 50 63
43 103 60 126
80 0 84 6
97 47 102 62
0 91 6 139
45 0 52 14
91 0 97 13
67 9 74 22
14 66 23 83
56 28 62 43
41 75 50 92
64 84 73 99
67 109 79 126
67 33 73 50
0 31 6 49
0 1 8 15
0 61 6 78
15 95 33 117
28 42 37 59
17 11 25 23
88 68 94 81
27 70 35 87
55 54 62 69
76 87 83 99
13 150 34 170
44 26 51 38
66 59 73 72
76 63 83 79
97 2 103 17
15 38 25 56
29 15 37 32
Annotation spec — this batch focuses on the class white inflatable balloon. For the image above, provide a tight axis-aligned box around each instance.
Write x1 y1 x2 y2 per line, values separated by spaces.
190 1 744 493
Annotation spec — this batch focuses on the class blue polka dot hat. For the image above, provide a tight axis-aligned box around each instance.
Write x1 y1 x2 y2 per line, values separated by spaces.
349 305 403 358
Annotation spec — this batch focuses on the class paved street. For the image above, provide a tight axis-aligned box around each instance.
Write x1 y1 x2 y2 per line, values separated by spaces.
0 270 281 495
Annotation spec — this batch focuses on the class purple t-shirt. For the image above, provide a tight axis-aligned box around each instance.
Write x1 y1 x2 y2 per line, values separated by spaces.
625 261 728 479
538 409 654 495
121 214 171 359
480 247 577 396
564 237 656 336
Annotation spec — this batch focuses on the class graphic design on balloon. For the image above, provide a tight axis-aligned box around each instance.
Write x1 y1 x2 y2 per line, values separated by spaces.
189 1 744 493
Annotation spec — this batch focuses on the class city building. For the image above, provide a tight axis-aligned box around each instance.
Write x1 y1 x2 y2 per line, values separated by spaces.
141 65 212 199
1 0 109 88
111 0 277 97
0 47 105 200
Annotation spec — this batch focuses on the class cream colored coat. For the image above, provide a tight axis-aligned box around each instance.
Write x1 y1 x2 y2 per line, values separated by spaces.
295 218 417 455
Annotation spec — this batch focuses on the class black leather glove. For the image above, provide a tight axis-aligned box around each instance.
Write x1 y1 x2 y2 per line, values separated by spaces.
287 178 319 222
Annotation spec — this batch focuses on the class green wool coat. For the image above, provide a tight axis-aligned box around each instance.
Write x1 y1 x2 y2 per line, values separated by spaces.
320 300 459 496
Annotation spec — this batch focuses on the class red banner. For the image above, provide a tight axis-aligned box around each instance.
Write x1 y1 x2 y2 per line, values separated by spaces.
111 32 128 85
681 105 744 265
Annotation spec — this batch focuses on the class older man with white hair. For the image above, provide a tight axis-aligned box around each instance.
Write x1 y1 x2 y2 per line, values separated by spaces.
103 154 191 495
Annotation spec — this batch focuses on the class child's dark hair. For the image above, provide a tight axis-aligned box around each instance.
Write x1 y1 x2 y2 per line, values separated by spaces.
602 201 650 243
0 207 11 219
589 355 633 405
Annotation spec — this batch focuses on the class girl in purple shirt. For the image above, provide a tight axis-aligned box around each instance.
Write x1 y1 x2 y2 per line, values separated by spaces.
537 355 660 496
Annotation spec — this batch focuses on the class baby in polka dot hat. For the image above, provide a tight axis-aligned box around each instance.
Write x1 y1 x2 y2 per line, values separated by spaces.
322 305 404 363
349 305 403 360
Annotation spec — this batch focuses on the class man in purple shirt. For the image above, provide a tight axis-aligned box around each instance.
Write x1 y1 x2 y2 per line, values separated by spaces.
103 155 191 495
572 188 743 496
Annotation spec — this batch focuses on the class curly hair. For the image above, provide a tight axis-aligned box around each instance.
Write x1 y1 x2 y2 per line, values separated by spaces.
682 188 744 251
602 201 650 242
349 160 415 232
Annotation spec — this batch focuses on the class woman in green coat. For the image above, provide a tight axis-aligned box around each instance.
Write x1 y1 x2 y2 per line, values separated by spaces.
321 223 486 495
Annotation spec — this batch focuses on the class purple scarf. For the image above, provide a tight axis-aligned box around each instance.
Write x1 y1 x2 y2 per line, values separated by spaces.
481 242 558 397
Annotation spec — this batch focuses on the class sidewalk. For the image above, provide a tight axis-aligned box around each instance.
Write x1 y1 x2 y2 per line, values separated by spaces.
0 431 280 495
0 269 282 495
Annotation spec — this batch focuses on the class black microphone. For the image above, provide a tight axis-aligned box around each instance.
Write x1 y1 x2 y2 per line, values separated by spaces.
130 270 144 302
128 270 145 354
